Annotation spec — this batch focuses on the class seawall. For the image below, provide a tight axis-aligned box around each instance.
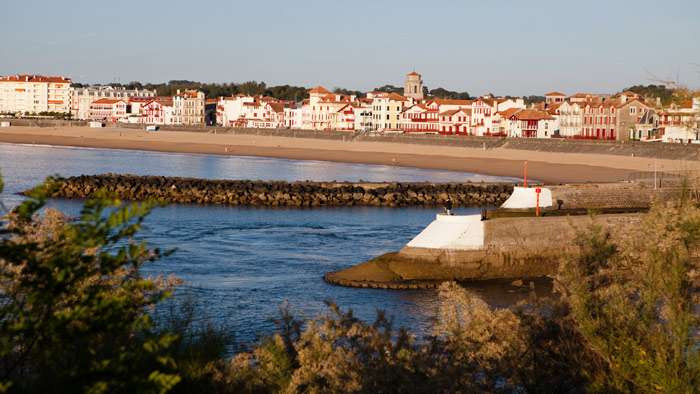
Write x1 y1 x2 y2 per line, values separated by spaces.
44 174 514 207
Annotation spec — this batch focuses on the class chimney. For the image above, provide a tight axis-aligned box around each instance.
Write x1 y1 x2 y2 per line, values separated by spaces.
177 89 180 95
621 95 627 104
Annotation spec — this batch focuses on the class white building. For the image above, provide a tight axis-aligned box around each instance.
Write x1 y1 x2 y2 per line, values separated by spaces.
371 92 410 131
217 94 255 126
217 95 288 128
173 90 205 125
0 74 72 115
557 101 584 137
71 85 155 119
284 103 303 129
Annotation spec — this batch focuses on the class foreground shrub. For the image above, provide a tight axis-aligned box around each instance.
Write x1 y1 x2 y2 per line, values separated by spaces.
559 191 700 393
209 285 591 393
0 176 180 393
3 174 699 394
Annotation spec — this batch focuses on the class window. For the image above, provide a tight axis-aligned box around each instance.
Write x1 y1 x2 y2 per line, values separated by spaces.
630 107 636 114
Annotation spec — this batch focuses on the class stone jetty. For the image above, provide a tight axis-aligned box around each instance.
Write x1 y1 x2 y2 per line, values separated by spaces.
324 183 668 289
44 174 514 207
325 212 639 289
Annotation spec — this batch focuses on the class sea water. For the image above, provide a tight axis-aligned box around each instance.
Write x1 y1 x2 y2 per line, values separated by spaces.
0 142 550 343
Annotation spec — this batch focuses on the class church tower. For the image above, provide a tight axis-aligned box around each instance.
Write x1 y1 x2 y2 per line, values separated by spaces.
404 71 424 100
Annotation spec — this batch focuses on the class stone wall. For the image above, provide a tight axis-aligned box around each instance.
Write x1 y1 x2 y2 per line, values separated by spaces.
501 138 700 161
45 174 514 207
547 183 689 210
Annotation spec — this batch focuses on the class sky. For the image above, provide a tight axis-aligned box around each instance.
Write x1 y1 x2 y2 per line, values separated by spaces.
2 0 699 97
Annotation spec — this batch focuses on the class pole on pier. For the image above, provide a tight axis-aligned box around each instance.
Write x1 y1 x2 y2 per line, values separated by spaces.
535 188 541 217
524 161 528 188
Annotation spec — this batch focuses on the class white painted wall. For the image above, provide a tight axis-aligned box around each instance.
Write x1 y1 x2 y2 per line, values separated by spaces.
500 187 553 209
406 214 484 250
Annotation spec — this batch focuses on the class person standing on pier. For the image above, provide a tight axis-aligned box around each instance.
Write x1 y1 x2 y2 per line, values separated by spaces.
443 197 452 215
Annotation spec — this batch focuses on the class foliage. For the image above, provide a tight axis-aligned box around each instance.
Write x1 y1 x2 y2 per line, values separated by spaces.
558 193 700 393
98 81 311 101
332 87 366 98
207 284 590 393
0 176 180 393
372 84 404 95
151 289 232 394
622 84 674 106
521 95 545 105
429 87 471 100
20 111 72 119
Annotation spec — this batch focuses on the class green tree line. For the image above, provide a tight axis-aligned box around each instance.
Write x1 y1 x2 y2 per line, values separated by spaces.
73 81 312 102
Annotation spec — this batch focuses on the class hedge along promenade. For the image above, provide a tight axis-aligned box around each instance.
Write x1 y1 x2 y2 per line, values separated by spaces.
7 118 700 161
42 174 514 207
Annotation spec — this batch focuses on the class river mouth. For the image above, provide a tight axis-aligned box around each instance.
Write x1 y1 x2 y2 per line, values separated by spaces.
0 141 533 343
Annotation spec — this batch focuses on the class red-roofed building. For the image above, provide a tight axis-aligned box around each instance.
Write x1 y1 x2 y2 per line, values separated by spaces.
401 104 435 133
439 108 472 135
505 109 556 138
402 99 474 134
0 74 72 114
89 99 127 122
305 88 356 130
545 92 566 106
141 98 174 125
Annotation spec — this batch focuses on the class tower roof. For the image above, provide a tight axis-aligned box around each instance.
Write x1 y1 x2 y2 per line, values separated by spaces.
308 86 330 94
407 71 420 77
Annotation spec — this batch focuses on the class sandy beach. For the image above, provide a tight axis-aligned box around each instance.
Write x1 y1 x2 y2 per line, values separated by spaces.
0 125 696 183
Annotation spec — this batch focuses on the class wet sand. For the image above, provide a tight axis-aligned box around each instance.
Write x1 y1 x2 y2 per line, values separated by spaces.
0 126 695 183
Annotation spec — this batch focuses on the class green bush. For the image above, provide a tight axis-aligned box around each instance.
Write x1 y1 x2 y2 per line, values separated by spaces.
0 176 180 393
559 191 700 393
3 174 699 393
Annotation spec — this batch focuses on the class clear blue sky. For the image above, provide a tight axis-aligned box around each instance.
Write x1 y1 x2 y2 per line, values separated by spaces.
3 0 699 96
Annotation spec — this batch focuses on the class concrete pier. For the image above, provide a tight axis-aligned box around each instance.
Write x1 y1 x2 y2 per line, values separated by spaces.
324 212 638 289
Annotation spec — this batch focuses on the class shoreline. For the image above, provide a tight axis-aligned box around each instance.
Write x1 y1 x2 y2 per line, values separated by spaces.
0 126 695 183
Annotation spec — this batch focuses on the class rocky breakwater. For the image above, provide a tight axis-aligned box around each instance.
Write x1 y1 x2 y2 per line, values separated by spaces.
45 174 514 207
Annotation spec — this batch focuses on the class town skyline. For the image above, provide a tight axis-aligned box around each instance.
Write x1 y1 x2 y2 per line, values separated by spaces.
3 0 699 96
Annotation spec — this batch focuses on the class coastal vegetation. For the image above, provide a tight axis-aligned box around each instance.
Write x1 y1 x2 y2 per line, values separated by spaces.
7 111 73 119
1 175 699 393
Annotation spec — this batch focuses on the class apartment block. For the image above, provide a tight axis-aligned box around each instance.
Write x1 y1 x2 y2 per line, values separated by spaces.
0 74 72 114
